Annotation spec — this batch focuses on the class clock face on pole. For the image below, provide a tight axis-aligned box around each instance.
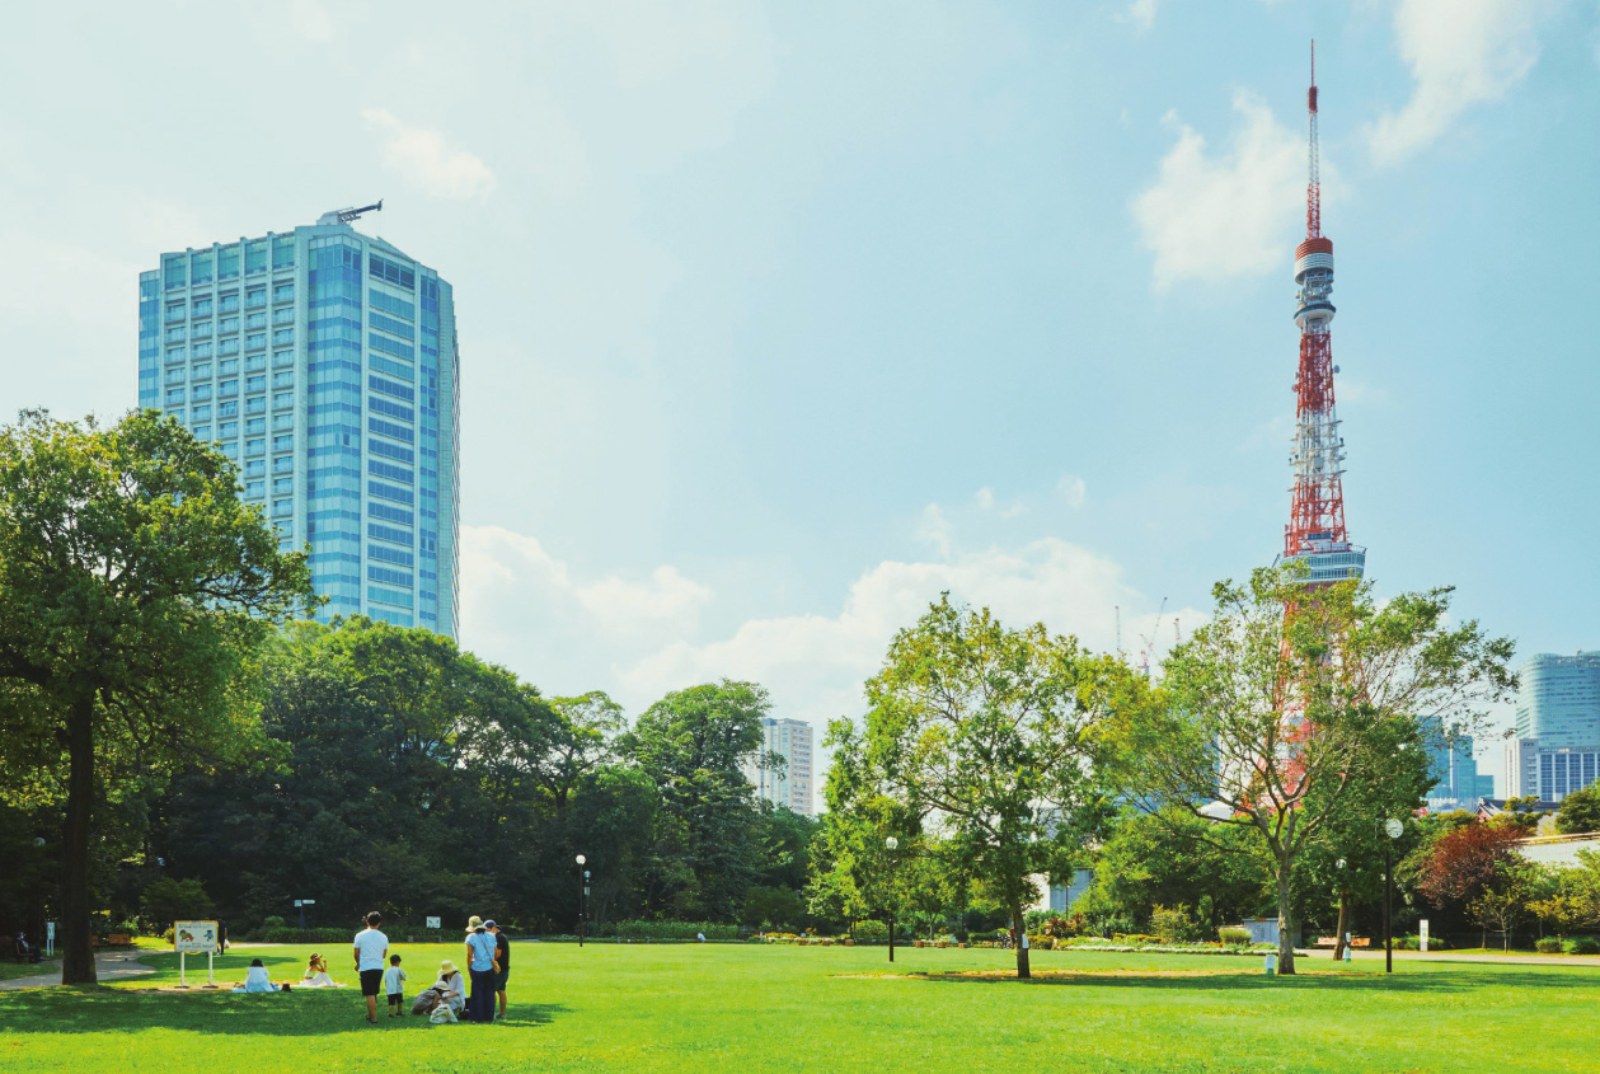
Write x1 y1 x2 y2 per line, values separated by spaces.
1384 819 1404 840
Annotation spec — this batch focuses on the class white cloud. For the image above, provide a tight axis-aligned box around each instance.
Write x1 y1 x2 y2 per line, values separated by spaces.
461 525 712 656
1057 474 1088 509
916 503 953 559
1132 91 1307 290
975 486 1027 518
1121 0 1158 34
289 0 334 44
361 108 497 201
1367 0 1553 165
617 538 1180 729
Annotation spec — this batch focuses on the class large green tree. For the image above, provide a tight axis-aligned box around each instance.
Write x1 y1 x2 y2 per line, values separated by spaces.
0 411 311 982
843 595 1123 978
623 680 773 919
1114 568 1513 974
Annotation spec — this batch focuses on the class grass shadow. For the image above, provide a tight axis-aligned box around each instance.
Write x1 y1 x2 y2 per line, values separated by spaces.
0 986 568 1036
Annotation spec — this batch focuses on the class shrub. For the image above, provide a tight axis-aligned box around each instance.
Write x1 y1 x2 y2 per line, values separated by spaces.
852 920 889 943
1150 905 1200 945
610 921 742 942
261 915 286 929
1111 933 1161 946
1564 936 1600 955
1536 937 1564 954
1218 926 1252 946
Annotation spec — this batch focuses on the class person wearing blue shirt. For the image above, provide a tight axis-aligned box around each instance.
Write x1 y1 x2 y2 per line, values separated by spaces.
462 915 498 1023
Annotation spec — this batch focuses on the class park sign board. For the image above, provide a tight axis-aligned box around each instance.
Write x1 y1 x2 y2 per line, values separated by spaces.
174 920 218 954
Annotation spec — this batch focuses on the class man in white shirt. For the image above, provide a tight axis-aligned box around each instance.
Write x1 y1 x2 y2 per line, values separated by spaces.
352 911 389 1024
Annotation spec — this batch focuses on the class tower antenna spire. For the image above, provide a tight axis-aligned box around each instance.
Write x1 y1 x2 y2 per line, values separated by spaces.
1307 40 1320 240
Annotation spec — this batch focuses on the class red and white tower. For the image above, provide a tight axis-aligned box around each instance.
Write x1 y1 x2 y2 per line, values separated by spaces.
1280 43 1365 585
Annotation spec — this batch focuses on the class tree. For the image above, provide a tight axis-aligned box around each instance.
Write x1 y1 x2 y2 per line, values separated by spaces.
140 877 214 929
1113 568 1513 974
1467 859 1539 951
623 681 773 919
0 411 312 982
1418 823 1524 909
1556 782 1600 836
841 595 1122 978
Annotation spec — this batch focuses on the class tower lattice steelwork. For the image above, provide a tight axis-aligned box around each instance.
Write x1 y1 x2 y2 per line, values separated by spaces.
1280 44 1365 585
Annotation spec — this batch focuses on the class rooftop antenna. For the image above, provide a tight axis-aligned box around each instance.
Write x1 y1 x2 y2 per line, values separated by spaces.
318 200 384 226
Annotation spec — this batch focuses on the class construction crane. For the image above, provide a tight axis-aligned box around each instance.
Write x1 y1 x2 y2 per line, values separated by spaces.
317 200 384 226
1137 597 1168 681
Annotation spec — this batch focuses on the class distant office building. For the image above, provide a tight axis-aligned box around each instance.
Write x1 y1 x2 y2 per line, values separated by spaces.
1420 716 1479 812
1504 652 1600 801
1475 773 1496 800
139 209 460 636
747 718 813 816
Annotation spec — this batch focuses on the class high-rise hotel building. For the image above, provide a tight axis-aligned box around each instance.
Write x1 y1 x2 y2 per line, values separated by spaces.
746 718 814 816
1505 651 1600 802
139 211 459 635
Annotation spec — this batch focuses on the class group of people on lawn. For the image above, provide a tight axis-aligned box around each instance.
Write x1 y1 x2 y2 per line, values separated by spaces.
240 911 511 1025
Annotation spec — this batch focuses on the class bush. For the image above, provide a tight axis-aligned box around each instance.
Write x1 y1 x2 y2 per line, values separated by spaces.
1395 934 1451 951
1150 905 1200 945
1218 926 1252 947
261 915 286 929
1536 937 1564 954
852 920 889 943
1111 933 1162 946
254 927 359 945
609 920 742 942
1563 936 1600 955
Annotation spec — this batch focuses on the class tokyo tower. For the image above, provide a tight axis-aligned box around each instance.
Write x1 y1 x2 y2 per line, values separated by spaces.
1279 43 1365 585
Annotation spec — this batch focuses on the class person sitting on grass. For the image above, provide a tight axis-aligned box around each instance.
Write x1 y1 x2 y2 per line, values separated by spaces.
303 952 338 987
241 959 277 993
414 960 465 1019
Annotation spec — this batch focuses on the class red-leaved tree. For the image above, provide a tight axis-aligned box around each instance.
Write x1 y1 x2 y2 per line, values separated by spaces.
1419 823 1523 907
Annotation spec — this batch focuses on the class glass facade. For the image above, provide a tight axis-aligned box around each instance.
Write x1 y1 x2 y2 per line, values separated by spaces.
1419 716 1480 812
1504 652 1600 801
139 220 459 637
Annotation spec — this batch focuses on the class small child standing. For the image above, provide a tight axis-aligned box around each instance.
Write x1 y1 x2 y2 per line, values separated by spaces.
383 954 407 1017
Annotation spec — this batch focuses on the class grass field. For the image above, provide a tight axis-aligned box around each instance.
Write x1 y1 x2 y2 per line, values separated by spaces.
2 941 1597 1073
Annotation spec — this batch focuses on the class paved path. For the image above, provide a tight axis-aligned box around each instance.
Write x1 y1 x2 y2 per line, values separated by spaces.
1342 948 1600 968
0 949 155 991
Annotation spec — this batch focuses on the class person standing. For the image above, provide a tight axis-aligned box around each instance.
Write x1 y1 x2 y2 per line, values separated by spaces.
486 920 510 1019
462 915 497 1023
352 911 389 1025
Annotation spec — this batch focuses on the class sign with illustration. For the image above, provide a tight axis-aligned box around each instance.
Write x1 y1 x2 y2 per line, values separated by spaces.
174 920 218 954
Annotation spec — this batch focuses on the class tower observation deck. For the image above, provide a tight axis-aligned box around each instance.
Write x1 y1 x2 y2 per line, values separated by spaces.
1279 44 1365 586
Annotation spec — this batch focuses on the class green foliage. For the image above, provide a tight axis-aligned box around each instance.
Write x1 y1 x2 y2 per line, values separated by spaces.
830 595 1128 977
608 920 741 941
1149 904 1200 944
1564 936 1600 955
1218 926 1252 946
1110 566 1513 974
1394 934 1451 950
1535 937 1564 953
1555 783 1600 836
0 410 314 983
139 877 214 928
622 680 773 920
852 919 889 942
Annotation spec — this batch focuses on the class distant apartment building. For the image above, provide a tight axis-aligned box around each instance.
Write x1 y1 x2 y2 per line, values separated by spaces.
1419 716 1480 812
139 209 460 636
746 718 813 816
1504 652 1600 801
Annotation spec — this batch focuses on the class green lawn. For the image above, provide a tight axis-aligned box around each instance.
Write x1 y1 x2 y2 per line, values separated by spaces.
1 942 1596 1073
0 960 58 983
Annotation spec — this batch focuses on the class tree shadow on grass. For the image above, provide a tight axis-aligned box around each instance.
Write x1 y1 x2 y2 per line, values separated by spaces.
0 987 568 1036
881 969 1600 995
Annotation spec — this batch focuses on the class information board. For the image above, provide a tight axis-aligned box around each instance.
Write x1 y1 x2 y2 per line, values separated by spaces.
174 921 218 954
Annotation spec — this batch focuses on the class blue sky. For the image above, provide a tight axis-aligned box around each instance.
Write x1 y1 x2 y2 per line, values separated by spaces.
3 1 1597 786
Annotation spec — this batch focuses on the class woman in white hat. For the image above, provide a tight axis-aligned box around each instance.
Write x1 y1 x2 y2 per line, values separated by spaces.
432 959 466 1016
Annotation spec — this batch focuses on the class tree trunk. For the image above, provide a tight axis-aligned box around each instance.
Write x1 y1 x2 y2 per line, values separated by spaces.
61 694 97 985
1275 860 1296 976
1011 900 1030 979
1332 891 1349 961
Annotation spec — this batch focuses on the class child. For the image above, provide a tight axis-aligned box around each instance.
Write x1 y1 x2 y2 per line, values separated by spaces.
383 954 407 1017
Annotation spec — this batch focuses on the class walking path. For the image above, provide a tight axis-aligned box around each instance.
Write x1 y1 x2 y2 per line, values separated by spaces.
0 949 155 991
1345 948 1600 969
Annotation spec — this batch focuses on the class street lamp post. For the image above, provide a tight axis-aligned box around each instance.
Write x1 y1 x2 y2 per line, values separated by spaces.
884 836 899 963
575 854 587 948
1383 818 1404 974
